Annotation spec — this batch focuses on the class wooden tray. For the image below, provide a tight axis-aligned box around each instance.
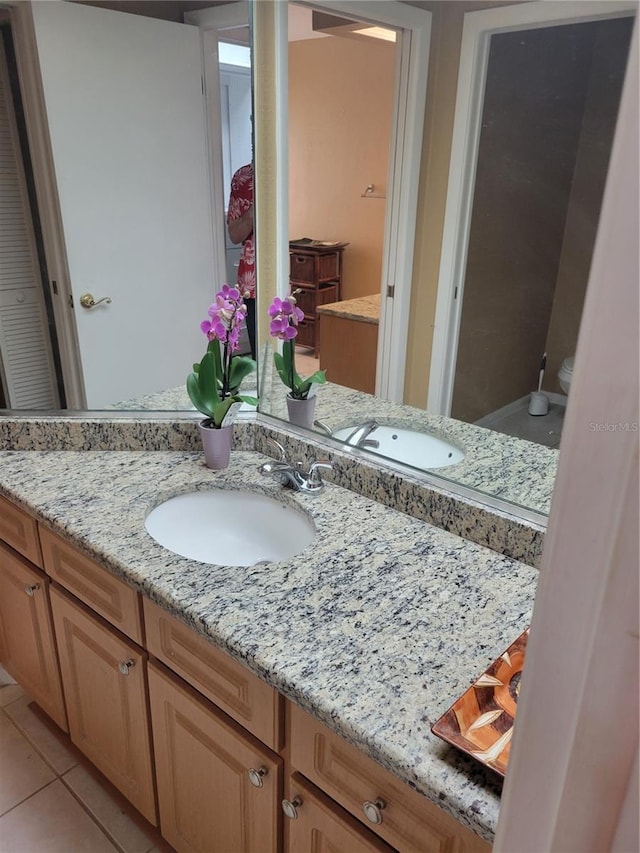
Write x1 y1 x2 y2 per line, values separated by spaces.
431 628 529 776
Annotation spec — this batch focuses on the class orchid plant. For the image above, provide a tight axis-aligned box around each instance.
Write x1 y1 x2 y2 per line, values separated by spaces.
269 295 326 400
187 286 257 428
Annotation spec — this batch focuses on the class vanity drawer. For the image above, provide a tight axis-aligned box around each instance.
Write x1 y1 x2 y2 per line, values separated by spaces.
288 703 490 853
39 526 143 645
293 283 338 319
0 495 42 567
144 598 283 751
290 250 340 284
284 771 394 853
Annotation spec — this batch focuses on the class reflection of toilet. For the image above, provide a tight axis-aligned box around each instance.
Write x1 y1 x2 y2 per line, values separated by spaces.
558 356 574 394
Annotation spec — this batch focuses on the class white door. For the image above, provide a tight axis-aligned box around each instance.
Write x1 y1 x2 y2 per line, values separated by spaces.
220 64 252 285
31 1 216 408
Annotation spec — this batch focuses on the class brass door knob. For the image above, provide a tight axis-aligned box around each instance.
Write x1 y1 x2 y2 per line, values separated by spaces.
80 293 112 309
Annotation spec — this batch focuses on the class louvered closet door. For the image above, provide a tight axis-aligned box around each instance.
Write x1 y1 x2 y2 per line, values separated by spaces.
0 38 59 409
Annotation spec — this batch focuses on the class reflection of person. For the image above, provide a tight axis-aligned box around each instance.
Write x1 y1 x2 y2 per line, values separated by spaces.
227 163 255 358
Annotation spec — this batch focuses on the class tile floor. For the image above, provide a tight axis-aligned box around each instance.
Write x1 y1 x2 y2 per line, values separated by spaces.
295 346 320 377
0 680 172 853
475 395 566 448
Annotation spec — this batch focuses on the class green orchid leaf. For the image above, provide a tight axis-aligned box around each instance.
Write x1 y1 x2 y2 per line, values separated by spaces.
273 352 291 388
228 355 256 393
212 395 236 428
307 369 326 385
237 394 258 407
209 341 224 387
186 372 214 418
199 351 221 401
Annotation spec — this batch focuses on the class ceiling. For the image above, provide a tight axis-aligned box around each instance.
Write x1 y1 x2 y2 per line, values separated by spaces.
72 0 229 23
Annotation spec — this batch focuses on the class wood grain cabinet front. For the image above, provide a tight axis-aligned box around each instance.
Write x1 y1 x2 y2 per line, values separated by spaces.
50 585 157 825
0 541 67 730
288 703 490 853
144 598 283 751
148 661 282 853
0 494 42 566
39 526 144 644
283 772 394 853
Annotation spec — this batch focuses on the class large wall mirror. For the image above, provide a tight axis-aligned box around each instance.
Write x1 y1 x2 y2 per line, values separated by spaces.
0 0 252 411
0 0 635 522
254 0 636 517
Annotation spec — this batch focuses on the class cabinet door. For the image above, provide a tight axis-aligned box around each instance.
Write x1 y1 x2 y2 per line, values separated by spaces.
148 661 281 853
0 542 67 730
289 703 490 853
284 773 394 853
50 586 157 825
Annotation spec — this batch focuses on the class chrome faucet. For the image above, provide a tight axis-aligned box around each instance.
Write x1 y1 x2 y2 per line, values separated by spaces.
258 438 333 494
343 420 380 449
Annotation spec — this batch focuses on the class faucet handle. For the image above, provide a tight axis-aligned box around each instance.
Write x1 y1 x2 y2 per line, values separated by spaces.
266 437 288 461
307 459 333 488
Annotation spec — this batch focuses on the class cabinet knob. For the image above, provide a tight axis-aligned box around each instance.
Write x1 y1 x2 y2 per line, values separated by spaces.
247 766 267 788
281 797 302 820
24 583 40 596
362 798 386 825
118 659 135 676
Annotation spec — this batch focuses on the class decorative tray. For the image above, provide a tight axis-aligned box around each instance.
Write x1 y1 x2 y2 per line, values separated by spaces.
431 628 529 776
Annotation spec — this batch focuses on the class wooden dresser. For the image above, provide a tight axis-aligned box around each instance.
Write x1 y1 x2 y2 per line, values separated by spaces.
289 241 347 356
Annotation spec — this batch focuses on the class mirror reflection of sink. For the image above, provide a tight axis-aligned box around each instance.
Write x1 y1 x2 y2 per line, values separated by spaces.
145 490 315 567
332 425 465 470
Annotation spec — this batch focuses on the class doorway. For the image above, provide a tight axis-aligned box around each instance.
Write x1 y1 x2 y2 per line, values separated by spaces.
286 3 396 393
428 1 636 438
0 25 61 409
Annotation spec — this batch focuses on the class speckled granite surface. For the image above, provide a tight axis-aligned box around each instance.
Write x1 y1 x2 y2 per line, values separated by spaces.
0 414 255 452
0 412 545 567
0 449 538 841
316 293 380 323
259 351 558 517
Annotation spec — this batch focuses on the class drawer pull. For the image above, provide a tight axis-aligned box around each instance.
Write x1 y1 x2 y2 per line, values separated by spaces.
24 583 40 596
247 766 268 788
118 659 135 676
363 798 386 825
281 797 302 820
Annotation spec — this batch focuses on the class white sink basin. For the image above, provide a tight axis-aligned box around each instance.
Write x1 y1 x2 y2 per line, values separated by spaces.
145 490 315 567
333 424 464 470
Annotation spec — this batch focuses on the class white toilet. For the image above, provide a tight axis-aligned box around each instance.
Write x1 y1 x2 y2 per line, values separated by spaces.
558 356 574 394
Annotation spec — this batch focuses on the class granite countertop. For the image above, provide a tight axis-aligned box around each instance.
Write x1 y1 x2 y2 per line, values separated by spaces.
316 292 380 323
260 361 557 517
0 448 537 842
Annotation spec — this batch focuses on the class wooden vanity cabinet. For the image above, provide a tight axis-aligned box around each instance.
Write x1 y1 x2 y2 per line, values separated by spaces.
284 772 394 853
0 494 493 851
148 660 282 853
50 585 157 825
288 703 491 853
144 599 283 752
0 494 43 565
39 526 144 645
0 540 67 730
